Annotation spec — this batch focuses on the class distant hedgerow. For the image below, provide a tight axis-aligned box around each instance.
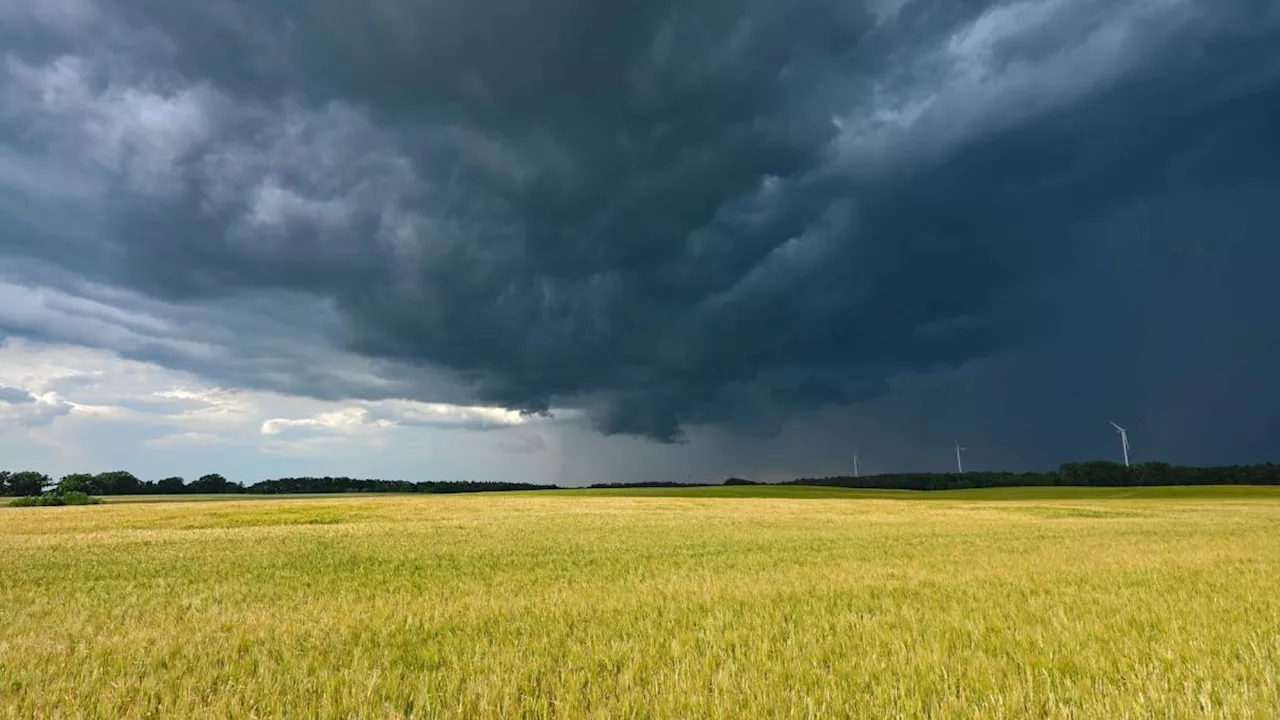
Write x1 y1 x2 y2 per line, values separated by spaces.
8 491 102 507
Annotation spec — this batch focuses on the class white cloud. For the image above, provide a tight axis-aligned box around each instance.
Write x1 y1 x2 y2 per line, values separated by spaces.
0 337 579 482
365 400 531 430
0 389 73 428
0 339 225 431
0 340 111 394
0 275 458 406
260 400 532 437
154 387 254 421
260 407 386 436
64 399 133 420
144 432 229 449
9 341 551 443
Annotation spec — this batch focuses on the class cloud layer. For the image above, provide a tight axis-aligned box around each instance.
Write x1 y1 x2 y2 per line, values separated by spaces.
2 0 1279 467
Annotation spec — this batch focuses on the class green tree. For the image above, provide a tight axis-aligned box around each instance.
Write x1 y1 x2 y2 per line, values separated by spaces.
188 473 231 493
156 476 186 494
94 471 141 495
7 471 52 496
58 473 101 495
1135 461 1173 486
1059 461 1135 486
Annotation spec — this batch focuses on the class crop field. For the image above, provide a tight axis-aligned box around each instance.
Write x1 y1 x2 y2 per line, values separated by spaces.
2 487 1279 718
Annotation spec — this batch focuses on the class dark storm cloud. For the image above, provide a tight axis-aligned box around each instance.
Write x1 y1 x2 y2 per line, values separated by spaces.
2 0 1280 458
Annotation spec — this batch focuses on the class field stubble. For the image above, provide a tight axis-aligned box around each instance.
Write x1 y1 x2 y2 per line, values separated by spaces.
2 489 1278 718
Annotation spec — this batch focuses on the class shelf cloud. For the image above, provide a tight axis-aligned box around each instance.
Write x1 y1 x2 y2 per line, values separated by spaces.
2 0 1278 471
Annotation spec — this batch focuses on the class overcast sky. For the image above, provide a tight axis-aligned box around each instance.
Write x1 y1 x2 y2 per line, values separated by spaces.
2 0 1278 485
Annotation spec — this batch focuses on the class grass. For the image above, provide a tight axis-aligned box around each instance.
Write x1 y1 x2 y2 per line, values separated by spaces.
97 484 1280 504
1 489 1278 718
548 483 1280 500
99 492 416 504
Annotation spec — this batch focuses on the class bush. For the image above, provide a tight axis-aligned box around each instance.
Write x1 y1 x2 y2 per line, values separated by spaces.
60 491 100 505
8 492 103 507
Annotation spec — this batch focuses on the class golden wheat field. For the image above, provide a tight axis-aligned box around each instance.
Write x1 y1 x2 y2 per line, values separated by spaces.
2 487 1279 718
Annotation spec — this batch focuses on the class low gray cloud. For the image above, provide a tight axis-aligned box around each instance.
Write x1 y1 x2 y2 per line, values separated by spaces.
0 384 73 428
0 385 34 404
2 0 1278 465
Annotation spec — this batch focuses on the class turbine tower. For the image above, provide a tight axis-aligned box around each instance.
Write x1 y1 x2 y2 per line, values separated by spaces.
953 438 967 474
1109 421 1131 467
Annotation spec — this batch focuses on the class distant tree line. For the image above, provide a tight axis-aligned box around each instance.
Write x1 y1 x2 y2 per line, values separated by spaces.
588 481 703 489
0 471 555 497
786 461 1280 491
587 479 754 488
248 477 556 494
4 462 1279 499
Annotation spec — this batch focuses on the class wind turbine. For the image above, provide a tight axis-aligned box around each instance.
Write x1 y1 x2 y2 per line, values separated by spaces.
953 438 967 474
1109 421 1131 467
